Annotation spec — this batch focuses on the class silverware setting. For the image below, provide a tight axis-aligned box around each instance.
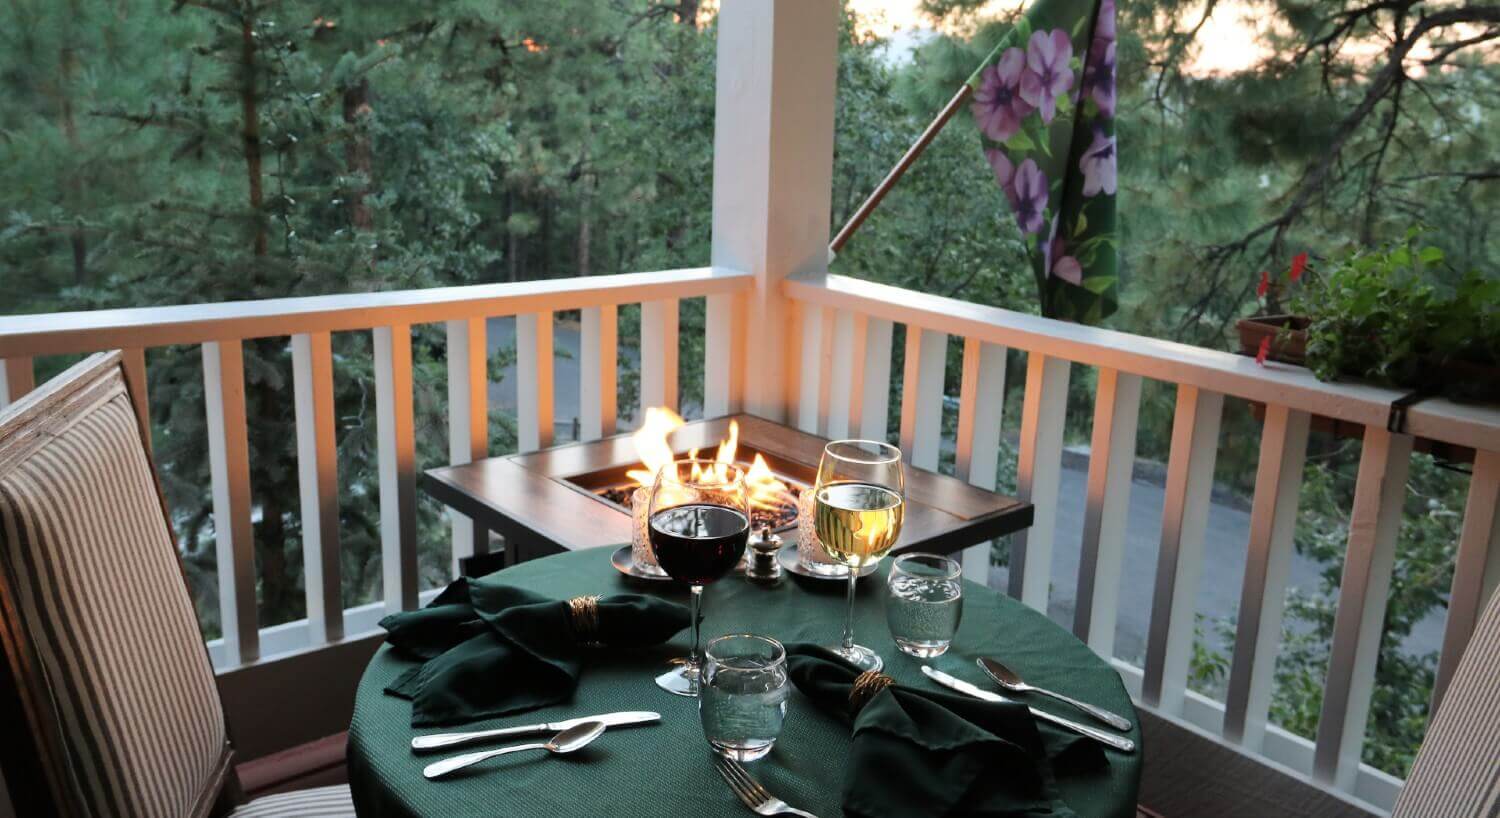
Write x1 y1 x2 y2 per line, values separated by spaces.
976 657 1133 731
714 755 821 818
921 666 1136 753
411 710 661 751
422 721 606 780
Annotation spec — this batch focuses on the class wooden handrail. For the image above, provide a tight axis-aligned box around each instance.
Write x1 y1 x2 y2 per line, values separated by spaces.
0 266 752 357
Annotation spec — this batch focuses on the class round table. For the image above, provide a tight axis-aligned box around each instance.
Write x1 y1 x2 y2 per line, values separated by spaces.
347 548 1142 817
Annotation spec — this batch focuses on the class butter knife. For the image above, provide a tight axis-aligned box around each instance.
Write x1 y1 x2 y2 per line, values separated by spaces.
921 666 1135 753
411 710 660 752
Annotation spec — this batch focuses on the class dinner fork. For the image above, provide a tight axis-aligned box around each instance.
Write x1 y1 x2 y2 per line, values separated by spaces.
713 755 821 818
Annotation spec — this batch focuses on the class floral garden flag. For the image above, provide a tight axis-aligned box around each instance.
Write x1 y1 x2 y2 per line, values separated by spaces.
970 0 1118 323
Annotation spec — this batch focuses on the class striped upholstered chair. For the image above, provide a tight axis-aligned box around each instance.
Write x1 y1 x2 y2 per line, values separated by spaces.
1390 584 1500 818
0 352 353 817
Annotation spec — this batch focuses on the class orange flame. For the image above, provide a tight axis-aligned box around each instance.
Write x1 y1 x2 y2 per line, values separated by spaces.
626 408 792 512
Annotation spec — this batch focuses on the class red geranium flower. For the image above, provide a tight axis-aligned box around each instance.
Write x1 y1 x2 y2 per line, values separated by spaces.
1257 270 1270 298
1255 336 1271 366
1289 252 1307 282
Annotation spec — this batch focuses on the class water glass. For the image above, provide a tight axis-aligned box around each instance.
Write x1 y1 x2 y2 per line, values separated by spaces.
700 634 789 761
886 553 963 657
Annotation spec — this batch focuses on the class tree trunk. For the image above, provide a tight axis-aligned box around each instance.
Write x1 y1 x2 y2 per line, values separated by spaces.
342 77 374 231
506 191 520 282
59 1 87 284
577 147 593 277
238 4 267 257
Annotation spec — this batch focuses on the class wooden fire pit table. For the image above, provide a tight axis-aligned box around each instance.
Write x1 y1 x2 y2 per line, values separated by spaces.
421 414 1033 567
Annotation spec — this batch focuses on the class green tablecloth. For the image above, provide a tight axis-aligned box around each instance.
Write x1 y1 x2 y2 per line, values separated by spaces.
347 548 1142 817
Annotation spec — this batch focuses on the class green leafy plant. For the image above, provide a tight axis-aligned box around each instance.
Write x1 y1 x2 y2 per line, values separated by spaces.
1291 229 1500 400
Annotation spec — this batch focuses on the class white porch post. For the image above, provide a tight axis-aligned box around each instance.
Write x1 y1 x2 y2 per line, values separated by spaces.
710 0 838 423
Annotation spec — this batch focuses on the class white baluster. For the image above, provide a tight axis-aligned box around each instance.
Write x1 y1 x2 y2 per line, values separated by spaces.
1432 449 1499 712
1313 425 1412 790
855 317 893 442
955 339 1007 581
202 341 259 663
899 327 947 471
517 312 555 451
639 299 679 416
580 305 618 439
1142 384 1224 713
1073 368 1142 656
292 332 344 643
703 292 745 419
1224 404 1310 749
0 357 34 409
373 325 418 614
121 348 151 452
446 319 489 576
1011 353 1071 609
796 303 827 434
825 310 860 440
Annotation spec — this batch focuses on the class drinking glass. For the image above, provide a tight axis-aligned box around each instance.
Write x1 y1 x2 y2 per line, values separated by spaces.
700 634 789 761
886 552 963 657
648 459 751 696
813 440 905 672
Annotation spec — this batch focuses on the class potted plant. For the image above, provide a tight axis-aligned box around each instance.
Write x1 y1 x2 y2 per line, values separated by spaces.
1236 252 1310 365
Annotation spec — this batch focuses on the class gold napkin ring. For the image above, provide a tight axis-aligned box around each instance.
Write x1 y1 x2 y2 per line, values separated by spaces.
848 670 895 714
566 595 602 643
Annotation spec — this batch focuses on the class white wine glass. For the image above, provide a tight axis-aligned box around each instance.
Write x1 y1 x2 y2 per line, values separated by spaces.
813 440 905 672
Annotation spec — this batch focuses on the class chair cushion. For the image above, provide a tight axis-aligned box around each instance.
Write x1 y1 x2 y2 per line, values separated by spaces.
1391 587 1500 817
229 784 355 817
0 363 228 818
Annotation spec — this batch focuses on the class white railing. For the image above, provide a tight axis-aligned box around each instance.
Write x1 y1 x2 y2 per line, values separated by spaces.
0 267 752 667
784 271 1500 810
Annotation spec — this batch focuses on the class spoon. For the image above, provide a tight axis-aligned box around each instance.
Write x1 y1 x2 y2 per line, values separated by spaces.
977 657 1133 731
422 720 607 780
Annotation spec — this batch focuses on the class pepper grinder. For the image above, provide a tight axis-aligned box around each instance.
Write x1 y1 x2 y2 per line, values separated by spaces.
745 524 783 584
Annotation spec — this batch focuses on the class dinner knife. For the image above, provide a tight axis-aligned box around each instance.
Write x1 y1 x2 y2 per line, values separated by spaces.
920 667 1135 753
411 710 660 751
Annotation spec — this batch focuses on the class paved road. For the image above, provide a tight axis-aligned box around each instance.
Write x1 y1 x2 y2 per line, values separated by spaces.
483 316 1445 669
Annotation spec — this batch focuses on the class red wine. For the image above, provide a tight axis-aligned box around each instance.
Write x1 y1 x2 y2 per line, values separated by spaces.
649 504 750 586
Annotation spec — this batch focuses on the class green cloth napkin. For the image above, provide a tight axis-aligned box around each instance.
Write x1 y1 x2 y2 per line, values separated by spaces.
379 576 690 726
787 645 1104 818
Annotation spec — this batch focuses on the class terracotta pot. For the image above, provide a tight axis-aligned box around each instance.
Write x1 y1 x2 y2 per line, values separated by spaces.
1236 314 1309 365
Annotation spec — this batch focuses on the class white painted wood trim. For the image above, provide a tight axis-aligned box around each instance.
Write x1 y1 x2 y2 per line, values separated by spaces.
1224 405 1310 750
783 273 1499 452
898 327 947 472
445 319 488 576
373 325 419 614
1432 448 1499 713
703 292 745 418
201 341 259 664
120 348 151 451
1142 385 1224 713
0 267 750 358
825 310 859 440
516 312 555 451
815 306 836 435
1073 368 1142 656
955 339 1007 582
639 299 679 416
0 357 34 409
856 316 893 442
1313 427 1413 790
579 305 618 439
291 332 344 644
710 0 836 423
796 303 826 434
1010 353 1071 609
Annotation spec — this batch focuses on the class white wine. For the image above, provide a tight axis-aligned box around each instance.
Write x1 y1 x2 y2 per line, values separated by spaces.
814 482 904 568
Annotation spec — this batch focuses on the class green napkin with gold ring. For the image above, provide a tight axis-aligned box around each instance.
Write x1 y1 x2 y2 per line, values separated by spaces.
380 576 690 726
787 645 1106 818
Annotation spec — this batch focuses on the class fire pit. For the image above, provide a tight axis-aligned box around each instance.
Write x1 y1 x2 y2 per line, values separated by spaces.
420 413 1033 568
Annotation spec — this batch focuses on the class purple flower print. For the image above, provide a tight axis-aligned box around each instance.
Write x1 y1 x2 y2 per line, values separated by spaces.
1020 30 1074 124
971 48 1033 142
1082 39 1116 117
1011 159 1048 235
1080 127 1116 197
1044 219 1083 285
986 148 1019 208
1096 0 1116 42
